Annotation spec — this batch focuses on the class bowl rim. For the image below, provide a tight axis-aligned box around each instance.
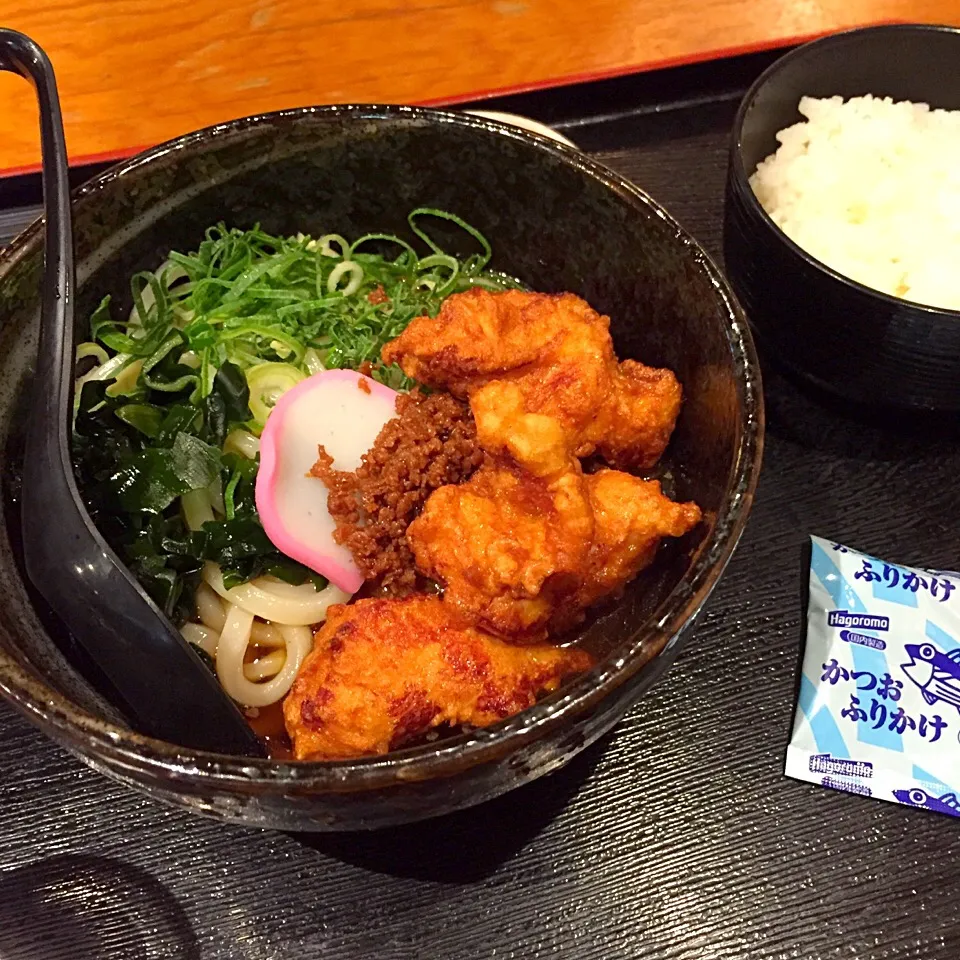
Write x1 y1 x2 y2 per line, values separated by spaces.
729 20 960 321
0 102 764 792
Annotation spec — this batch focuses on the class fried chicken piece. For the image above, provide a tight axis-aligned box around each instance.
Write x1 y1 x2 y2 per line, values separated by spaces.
594 360 683 472
407 460 594 638
283 596 593 760
382 288 681 475
555 470 703 628
408 460 701 638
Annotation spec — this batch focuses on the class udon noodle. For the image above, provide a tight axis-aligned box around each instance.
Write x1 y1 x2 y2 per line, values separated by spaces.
180 567 348 707
174 425 350 708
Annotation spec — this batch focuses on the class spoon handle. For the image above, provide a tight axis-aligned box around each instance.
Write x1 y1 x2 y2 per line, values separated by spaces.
2 29 266 757
0 31 73 426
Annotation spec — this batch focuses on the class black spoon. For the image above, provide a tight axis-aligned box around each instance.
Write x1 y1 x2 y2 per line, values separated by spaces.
1 29 266 757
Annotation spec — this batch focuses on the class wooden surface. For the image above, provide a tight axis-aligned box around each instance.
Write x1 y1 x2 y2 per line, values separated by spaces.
1 0 959 175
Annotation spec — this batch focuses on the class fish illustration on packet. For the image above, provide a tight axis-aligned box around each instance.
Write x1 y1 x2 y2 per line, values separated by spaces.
901 643 960 710
785 536 960 818
893 787 960 817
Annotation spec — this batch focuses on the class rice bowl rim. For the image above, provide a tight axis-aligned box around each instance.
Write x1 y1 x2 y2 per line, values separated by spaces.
730 21 960 322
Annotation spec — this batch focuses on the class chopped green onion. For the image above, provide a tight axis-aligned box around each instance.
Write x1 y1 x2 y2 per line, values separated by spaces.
317 234 348 257
245 362 306 424
76 342 109 366
327 260 364 296
303 347 326 375
182 487 215 531
105 358 144 397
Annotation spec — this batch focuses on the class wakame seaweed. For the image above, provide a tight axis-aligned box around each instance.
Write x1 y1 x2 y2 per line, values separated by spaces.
72 209 518 618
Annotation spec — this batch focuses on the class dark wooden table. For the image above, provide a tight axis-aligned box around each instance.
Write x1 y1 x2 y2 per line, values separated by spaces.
1 51 958 960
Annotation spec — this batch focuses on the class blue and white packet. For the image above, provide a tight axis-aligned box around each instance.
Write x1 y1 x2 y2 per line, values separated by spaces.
786 536 960 818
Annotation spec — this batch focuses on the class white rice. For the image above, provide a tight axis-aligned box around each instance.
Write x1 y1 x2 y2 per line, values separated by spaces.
750 95 960 311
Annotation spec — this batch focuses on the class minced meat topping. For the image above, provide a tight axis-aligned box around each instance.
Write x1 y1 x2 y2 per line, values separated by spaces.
311 390 485 593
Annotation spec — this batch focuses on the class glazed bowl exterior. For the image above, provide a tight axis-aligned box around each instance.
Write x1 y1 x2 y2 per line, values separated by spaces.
724 23 960 411
0 105 762 830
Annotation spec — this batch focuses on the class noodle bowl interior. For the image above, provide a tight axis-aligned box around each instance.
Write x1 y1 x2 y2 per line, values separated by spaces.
72 211 700 760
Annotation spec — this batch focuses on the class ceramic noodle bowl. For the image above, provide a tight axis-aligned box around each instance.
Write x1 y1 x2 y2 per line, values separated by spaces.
0 106 762 830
